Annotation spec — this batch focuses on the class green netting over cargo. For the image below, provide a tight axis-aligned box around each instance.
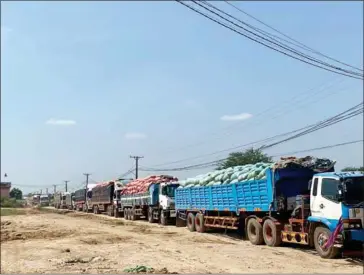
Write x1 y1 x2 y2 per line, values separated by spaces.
177 162 274 189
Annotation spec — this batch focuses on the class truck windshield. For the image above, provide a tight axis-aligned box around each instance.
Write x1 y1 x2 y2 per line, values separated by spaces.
163 185 178 198
40 197 48 201
344 177 364 205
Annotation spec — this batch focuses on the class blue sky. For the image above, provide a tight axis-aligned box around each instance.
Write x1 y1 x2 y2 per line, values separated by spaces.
1 1 363 194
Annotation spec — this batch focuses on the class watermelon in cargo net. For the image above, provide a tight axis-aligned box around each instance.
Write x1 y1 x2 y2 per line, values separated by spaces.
120 175 178 195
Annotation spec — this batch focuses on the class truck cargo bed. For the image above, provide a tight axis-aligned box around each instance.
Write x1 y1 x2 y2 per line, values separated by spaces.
175 178 272 213
175 167 316 213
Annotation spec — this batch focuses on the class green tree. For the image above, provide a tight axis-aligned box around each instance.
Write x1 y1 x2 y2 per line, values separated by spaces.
342 166 364 172
9 188 23 200
217 148 273 170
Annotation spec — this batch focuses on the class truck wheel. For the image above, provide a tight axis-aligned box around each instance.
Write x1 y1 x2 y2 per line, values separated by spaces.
131 208 136 221
195 213 205 233
263 219 282 247
314 226 339 259
247 218 264 245
124 209 128 220
187 213 196 232
148 207 155 223
114 207 120 218
160 210 167 226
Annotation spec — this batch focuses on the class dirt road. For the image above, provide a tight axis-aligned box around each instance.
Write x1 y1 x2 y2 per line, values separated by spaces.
1 208 362 274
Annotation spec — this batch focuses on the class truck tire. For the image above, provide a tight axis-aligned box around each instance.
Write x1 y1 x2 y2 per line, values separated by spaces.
107 205 113 216
314 226 339 259
148 207 155 223
187 213 196 232
124 209 129 220
114 207 120 218
160 210 167 226
263 219 282 247
247 218 264 245
195 213 205 233
130 208 136 221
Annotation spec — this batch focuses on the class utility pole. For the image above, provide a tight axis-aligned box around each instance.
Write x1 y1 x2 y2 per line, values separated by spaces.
53 185 57 194
64 180 69 192
83 173 91 191
130 155 144 179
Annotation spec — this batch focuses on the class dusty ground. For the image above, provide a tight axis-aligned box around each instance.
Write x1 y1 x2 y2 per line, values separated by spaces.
1 208 363 274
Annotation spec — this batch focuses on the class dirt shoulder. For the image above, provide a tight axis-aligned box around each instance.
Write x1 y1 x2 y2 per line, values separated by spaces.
1 208 362 274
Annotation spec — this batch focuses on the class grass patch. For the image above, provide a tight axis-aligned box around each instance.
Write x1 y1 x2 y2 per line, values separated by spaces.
0 197 24 208
0 208 27 216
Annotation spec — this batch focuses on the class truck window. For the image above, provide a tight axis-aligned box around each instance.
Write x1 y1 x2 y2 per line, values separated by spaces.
312 178 318 196
321 178 340 202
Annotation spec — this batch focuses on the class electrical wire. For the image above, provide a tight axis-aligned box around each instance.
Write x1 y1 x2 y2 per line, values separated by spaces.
154 75 349 157
200 1 363 77
141 139 363 172
176 0 363 79
223 1 363 72
141 103 363 171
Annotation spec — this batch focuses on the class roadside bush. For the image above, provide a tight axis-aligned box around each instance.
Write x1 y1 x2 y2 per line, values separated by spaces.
0 197 23 208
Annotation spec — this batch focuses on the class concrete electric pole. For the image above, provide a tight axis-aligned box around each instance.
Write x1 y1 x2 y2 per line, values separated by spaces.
130 155 144 179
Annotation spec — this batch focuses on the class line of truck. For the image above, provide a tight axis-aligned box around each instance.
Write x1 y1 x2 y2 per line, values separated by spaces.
53 160 364 259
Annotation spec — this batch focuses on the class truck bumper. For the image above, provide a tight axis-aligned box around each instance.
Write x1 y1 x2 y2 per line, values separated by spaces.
344 229 364 242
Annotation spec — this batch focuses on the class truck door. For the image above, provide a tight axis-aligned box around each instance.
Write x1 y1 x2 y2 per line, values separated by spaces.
310 176 341 230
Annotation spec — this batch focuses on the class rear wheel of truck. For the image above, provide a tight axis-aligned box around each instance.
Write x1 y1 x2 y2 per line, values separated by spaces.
314 226 339 259
130 208 136 221
160 210 167 226
195 213 205 233
187 213 196 232
263 219 282 247
247 218 264 245
114 207 120 218
148 207 155 223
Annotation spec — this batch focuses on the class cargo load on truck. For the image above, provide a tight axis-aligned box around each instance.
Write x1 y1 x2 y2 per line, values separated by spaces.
175 156 363 259
120 175 179 225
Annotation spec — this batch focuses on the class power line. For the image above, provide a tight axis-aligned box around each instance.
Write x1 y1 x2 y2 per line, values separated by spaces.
141 103 363 171
223 1 363 72
191 0 363 78
175 1 363 80
271 140 363 158
141 139 363 172
153 75 347 156
194 1 363 78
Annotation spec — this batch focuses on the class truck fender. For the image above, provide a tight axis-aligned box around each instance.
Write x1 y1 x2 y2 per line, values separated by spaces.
245 215 263 225
262 216 282 227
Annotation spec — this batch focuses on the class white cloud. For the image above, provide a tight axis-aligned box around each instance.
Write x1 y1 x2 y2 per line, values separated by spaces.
45 119 76 126
220 113 253 121
124 132 147 140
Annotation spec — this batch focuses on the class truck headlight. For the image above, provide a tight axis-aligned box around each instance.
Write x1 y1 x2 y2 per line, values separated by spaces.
343 219 362 229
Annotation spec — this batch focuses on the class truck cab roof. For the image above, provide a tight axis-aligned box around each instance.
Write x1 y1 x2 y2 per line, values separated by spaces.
315 171 364 179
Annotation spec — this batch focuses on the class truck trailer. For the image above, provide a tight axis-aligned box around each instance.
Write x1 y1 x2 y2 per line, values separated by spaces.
175 167 364 259
120 179 179 225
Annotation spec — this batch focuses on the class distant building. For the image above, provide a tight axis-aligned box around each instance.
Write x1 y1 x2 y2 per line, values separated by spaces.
0 182 12 198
